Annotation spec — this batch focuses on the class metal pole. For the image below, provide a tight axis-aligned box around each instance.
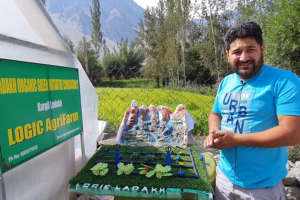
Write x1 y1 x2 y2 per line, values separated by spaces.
0 170 7 200
80 133 86 167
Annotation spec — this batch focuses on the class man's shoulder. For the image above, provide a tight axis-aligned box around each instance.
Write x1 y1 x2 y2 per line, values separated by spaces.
263 65 295 77
257 65 299 84
217 73 238 90
222 73 238 82
261 65 300 99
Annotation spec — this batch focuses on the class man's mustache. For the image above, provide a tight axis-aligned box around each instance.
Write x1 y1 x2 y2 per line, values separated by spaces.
237 60 254 66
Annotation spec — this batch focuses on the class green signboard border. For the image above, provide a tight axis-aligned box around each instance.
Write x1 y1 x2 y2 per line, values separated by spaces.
0 58 84 173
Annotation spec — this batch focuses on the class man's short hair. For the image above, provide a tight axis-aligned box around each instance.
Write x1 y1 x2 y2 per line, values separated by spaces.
224 22 263 51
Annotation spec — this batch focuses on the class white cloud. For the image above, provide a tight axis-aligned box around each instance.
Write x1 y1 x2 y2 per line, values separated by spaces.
132 0 159 9
133 0 199 9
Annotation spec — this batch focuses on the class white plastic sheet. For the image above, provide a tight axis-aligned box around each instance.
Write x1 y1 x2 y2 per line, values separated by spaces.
0 0 99 199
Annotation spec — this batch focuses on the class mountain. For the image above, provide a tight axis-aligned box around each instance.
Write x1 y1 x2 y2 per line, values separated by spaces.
46 0 145 49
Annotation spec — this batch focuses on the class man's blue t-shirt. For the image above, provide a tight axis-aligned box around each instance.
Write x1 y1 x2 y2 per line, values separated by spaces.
213 65 300 189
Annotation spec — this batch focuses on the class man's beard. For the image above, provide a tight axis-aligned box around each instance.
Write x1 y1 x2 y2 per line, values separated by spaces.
233 54 264 80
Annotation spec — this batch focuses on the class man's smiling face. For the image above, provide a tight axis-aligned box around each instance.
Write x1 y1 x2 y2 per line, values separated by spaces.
226 37 265 81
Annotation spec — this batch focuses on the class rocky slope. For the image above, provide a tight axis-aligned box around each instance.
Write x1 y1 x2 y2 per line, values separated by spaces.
45 0 145 48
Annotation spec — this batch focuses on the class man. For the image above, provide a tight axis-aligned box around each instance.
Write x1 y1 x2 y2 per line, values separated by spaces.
204 22 300 199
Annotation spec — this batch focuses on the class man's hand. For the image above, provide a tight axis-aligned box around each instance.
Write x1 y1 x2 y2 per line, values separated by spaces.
204 130 218 149
212 130 239 149
205 115 300 149
204 130 239 149
205 111 222 149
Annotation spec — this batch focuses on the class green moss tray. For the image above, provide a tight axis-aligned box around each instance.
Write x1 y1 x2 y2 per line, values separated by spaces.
69 145 214 200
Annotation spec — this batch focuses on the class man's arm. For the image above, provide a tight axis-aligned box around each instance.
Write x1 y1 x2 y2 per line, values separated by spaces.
204 111 222 148
213 115 300 149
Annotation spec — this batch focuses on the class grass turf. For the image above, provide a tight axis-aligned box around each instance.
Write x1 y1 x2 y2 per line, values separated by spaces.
69 145 212 193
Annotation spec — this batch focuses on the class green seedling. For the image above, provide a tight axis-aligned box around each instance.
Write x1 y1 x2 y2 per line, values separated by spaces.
155 164 172 179
138 164 155 178
144 154 154 162
130 152 140 160
117 163 134 175
90 163 109 176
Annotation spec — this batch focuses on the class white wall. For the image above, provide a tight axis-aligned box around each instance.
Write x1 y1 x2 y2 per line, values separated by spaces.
0 0 99 199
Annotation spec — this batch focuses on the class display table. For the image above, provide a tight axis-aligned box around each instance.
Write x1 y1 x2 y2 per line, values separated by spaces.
69 145 216 200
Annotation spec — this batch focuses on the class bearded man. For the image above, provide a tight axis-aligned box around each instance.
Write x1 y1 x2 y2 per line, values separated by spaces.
204 22 300 200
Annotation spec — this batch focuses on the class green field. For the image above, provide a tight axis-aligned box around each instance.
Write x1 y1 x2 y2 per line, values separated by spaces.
96 87 215 135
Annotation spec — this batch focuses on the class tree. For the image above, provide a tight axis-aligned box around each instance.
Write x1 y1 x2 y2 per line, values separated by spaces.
41 0 45 5
138 3 167 88
114 38 145 79
185 22 215 86
62 35 75 53
138 0 196 88
76 40 103 85
195 0 232 82
102 53 123 81
102 39 110 56
102 54 123 81
177 0 194 89
90 0 103 59
264 0 300 74
235 0 271 31
234 0 300 74
101 37 144 82
164 0 181 87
